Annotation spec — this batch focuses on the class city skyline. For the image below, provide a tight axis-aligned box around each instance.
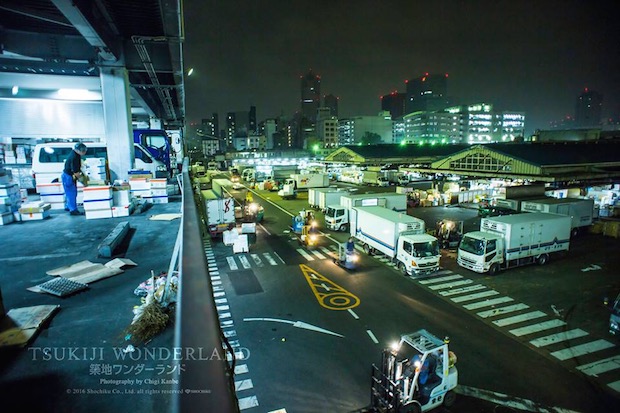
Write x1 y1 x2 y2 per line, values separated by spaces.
184 1 619 136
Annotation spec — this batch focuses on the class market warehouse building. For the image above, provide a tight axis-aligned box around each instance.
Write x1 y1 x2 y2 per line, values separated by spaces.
324 141 620 197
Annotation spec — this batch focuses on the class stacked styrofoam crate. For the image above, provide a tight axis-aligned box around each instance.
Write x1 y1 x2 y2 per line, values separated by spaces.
36 182 65 210
15 146 27 164
83 157 107 185
128 177 151 200
147 178 168 204
0 183 22 222
19 200 52 221
112 184 135 218
3 149 16 164
0 196 13 225
83 185 113 219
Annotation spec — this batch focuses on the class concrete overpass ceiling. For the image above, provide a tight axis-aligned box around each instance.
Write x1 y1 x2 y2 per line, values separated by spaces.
0 0 185 128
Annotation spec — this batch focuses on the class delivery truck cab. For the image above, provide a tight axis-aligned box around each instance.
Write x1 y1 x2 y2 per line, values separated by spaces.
32 141 167 188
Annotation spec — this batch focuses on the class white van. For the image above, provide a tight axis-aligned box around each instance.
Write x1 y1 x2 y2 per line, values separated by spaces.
31 141 167 189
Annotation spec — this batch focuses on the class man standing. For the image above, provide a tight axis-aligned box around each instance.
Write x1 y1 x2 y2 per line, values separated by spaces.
62 142 88 216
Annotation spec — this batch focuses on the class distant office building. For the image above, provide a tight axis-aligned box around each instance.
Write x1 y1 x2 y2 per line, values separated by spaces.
403 111 459 144
381 92 406 120
201 136 220 156
324 94 339 117
338 112 393 145
531 129 601 143
405 73 449 114
575 88 603 127
549 115 576 129
232 134 266 151
317 116 339 148
260 119 277 149
201 114 219 137
226 108 256 146
301 70 321 122
401 103 524 144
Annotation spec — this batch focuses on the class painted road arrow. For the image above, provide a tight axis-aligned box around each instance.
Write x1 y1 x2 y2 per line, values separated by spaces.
243 317 344 338
299 264 360 311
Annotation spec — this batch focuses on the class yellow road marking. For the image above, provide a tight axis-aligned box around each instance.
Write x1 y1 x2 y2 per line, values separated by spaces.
299 264 360 311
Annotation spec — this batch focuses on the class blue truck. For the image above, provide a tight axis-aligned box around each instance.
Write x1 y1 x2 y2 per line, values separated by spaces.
133 128 173 176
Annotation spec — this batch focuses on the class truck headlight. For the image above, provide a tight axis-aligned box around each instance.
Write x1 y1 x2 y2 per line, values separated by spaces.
611 320 619 334
156 165 167 171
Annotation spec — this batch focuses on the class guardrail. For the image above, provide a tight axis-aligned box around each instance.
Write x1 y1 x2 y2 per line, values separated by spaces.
171 159 239 413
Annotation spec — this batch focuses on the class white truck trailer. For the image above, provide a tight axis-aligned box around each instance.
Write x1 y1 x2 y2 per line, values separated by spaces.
201 189 236 237
457 212 571 276
284 173 330 190
325 192 407 231
307 188 351 211
520 197 594 237
350 206 440 276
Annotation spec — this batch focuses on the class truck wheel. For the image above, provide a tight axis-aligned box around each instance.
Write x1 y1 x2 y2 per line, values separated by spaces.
488 263 500 276
443 390 456 407
338 224 347 232
537 254 549 266
398 262 408 276
571 227 579 238
363 244 372 255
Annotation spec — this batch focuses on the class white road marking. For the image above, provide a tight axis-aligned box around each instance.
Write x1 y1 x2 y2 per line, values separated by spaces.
348 309 360 319
297 248 315 261
273 251 286 264
263 253 278 265
212 280 222 285
243 318 344 337
577 355 620 376
451 290 499 303
430 269 454 276
220 320 234 327
216 305 230 311
367 330 379 344
456 385 583 413
419 274 463 284
509 319 566 337
258 222 271 235
608 380 620 393
218 312 232 319
428 279 473 290
250 253 264 267
211 275 221 281
213 291 226 297
223 330 237 338
311 249 326 259
320 246 332 255
234 364 249 375
492 311 546 327
477 303 529 319
551 339 615 361
239 255 252 269
227 256 238 271
238 395 259 410
320 283 331 291
215 298 227 304
439 284 486 297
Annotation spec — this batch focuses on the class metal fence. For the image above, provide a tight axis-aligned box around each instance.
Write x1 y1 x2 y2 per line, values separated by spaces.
170 160 240 413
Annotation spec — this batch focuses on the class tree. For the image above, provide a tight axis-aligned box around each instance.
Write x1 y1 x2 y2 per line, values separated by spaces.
360 132 382 145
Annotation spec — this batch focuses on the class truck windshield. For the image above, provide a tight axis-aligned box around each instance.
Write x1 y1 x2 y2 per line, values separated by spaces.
325 207 341 218
459 236 485 256
413 241 439 257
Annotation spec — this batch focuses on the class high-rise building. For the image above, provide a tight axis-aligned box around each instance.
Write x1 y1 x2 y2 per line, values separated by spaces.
324 94 338 117
405 73 449 114
381 92 406 120
338 112 393 145
226 108 256 146
201 113 219 137
403 111 459 144
575 88 603 128
301 70 321 122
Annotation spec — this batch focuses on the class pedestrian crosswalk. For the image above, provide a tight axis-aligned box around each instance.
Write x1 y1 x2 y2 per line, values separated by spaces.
416 269 619 394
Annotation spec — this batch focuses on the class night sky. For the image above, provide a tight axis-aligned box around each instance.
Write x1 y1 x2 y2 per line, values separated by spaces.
183 1 619 136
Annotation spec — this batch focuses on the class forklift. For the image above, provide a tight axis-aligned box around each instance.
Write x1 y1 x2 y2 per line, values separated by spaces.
292 210 320 249
370 329 458 413
435 219 463 250
333 237 359 271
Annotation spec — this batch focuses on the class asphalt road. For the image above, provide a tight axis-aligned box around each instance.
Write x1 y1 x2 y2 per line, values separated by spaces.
215 180 620 413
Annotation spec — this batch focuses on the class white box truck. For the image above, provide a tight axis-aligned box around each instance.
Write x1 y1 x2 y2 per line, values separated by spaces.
308 188 351 211
349 206 440 276
520 197 594 237
362 170 389 186
457 212 571 276
201 189 236 237
284 173 329 190
325 192 407 231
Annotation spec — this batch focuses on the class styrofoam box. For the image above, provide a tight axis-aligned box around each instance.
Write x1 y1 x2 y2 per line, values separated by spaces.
36 183 64 195
21 210 51 221
150 178 167 188
83 199 113 210
112 204 135 218
0 184 19 197
113 189 132 206
41 194 65 204
129 178 150 190
48 202 66 210
148 196 169 204
151 188 167 197
85 208 113 220
131 189 152 198
83 185 112 201
0 212 13 225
